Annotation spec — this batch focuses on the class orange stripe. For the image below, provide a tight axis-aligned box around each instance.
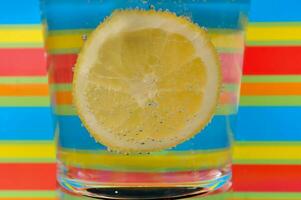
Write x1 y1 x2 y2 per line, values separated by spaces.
56 91 72 104
0 84 49 96
220 91 237 104
55 91 235 105
241 82 301 96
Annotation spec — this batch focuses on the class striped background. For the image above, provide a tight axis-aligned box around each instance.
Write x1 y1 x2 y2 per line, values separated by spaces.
0 0 56 199
1 0 301 199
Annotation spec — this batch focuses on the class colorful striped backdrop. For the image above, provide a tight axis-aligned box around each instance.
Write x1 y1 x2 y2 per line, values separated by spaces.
0 0 56 199
0 0 301 199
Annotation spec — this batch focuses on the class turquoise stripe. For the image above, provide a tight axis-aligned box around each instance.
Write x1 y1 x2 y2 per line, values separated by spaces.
44 0 249 30
59 115 230 150
236 107 301 141
249 0 301 22
0 0 41 24
0 107 54 140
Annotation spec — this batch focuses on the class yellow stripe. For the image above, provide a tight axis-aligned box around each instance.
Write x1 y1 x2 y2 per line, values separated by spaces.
0 142 55 160
60 149 230 172
47 31 244 52
4 140 299 163
210 32 244 50
46 34 84 51
247 25 301 42
0 29 43 44
233 143 301 161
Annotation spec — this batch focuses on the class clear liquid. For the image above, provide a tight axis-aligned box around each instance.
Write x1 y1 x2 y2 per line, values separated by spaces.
44 0 249 198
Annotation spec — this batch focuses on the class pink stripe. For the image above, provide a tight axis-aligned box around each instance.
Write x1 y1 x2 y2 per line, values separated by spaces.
68 167 220 184
220 53 243 84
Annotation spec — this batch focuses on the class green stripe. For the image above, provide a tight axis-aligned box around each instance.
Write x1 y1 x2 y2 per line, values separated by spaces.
60 191 301 200
247 40 301 46
242 75 301 83
49 28 241 36
235 141 301 146
223 84 239 92
0 43 43 48
48 47 240 55
49 48 80 54
0 158 55 163
248 22 301 27
240 96 301 106
52 84 237 92
49 29 92 36
56 104 236 116
232 192 301 199
48 48 240 56
60 192 91 200
0 190 56 198
52 83 72 91
0 140 54 144
208 28 243 34
0 76 48 84
0 96 50 106
192 193 229 200
56 105 76 115
0 25 43 29
216 104 237 115
62 193 229 200
217 48 242 53
49 28 242 36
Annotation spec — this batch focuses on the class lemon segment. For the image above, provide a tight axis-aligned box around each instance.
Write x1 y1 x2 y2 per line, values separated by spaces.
73 10 221 153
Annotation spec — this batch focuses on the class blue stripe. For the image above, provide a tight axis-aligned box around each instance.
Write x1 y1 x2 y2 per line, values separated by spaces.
0 107 54 140
0 0 41 24
44 0 249 30
235 106 301 141
249 0 301 22
58 115 231 150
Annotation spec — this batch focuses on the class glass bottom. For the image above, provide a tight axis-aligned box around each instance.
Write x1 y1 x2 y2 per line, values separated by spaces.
59 164 231 199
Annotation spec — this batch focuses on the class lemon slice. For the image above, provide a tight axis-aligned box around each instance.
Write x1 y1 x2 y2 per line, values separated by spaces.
73 10 221 153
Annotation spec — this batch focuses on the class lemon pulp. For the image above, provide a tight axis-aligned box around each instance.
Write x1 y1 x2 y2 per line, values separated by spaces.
73 10 221 153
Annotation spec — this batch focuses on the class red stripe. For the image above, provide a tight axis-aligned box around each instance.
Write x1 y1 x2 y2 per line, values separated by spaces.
233 164 301 192
2 163 300 191
49 54 77 83
0 48 47 76
243 46 301 75
50 52 243 84
0 163 56 190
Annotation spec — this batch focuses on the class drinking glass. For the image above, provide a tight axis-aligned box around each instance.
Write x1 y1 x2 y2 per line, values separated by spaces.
42 0 250 199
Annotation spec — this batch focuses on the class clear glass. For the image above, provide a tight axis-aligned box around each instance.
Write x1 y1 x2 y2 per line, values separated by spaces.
42 0 250 199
